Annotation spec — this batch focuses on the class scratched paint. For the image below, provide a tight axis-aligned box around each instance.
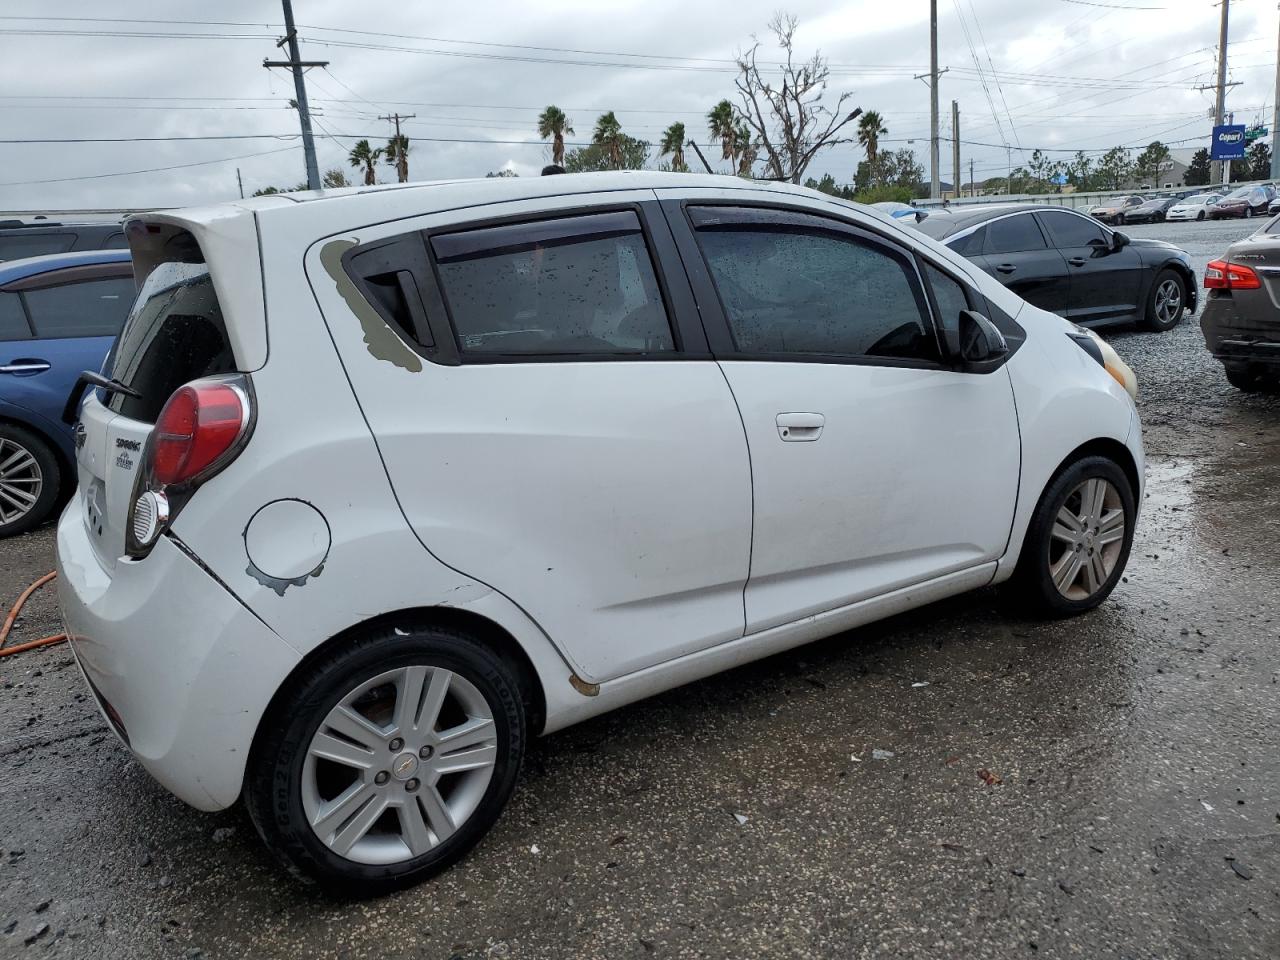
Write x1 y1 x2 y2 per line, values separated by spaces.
319 238 423 373
245 560 324 597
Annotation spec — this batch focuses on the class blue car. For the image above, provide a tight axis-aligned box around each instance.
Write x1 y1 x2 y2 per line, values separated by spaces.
0 249 134 536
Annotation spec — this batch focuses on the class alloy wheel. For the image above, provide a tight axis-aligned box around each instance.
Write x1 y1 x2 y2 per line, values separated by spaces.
0 437 43 526
1048 477 1127 601
301 665 498 865
1154 278 1182 325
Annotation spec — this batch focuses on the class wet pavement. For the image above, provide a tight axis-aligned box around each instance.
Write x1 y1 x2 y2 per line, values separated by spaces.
2 216 1278 959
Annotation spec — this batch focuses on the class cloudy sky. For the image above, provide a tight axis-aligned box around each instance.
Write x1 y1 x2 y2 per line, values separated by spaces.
1 0 1276 211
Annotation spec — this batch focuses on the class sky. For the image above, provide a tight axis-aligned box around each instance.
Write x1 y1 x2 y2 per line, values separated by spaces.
0 0 1276 211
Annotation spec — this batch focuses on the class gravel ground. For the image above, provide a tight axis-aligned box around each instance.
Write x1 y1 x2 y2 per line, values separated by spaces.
1 216 1278 960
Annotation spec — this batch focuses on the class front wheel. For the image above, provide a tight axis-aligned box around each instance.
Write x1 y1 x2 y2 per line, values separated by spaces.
1141 269 1186 331
245 624 526 895
1197 211 1205 221
0 424 61 538
1225 364 1266 392
1011 456 1135 617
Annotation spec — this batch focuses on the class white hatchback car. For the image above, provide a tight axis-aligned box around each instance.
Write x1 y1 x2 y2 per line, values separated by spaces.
1165 192 1222 221
57 173 1142 893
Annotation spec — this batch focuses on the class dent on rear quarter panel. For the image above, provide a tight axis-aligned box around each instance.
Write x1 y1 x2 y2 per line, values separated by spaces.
318 238 423 373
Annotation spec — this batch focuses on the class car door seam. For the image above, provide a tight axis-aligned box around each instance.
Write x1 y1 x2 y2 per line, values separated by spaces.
713 360 754 641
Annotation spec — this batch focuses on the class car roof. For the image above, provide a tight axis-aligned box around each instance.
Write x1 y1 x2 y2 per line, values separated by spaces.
912 203 1079 238
0 248 131 284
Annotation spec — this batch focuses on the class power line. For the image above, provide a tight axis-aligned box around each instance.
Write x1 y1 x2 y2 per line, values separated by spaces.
0 146 299 187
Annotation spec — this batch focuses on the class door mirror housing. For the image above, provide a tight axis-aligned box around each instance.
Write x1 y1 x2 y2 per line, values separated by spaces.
954 310 1008 364
1111 230 1130 251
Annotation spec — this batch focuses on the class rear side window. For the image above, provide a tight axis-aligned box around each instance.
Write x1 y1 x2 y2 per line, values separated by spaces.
947 225 985 256
103 233 129 250
108 262 234 421
1039 211 1106 248
984 215 1046 255
23 276 135 338
0 233 76 261
692 211 939 362
430 211 675 356
0 292 29 341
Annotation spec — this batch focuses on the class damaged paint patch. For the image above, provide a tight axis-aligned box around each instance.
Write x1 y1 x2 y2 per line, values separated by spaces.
319 238 423 372
568 673 600 697
246 560 323 597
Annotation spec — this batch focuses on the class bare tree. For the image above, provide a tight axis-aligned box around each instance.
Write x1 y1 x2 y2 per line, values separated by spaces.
734 13 861 183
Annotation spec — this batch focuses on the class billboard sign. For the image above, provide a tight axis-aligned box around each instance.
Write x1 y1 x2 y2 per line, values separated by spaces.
1211 124 1247 161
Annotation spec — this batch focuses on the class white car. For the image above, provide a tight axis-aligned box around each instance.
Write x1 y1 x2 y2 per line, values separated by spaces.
56 172 1142 893
1165 192 1222 221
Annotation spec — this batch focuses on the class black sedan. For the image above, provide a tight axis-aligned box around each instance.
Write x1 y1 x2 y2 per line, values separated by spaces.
914 204 1197 331
1123 196 1179 224
1200 215 1280 391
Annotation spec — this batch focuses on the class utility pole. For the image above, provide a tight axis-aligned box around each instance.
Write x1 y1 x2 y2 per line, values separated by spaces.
929 0 941 199
1225 111 1235 187
1212 0 1231 186
236 167 244 199
379 112 416 182
687 140 715 175
951 100 960 201
969 158 975 197
263 0 327 191
1272 3 1280 180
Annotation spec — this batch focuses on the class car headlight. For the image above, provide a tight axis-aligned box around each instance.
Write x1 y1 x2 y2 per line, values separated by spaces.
1067 324 1138 400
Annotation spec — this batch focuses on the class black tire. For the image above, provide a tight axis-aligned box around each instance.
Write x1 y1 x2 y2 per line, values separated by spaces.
1010 456 1136 618
1197 211 1205 221
245 624 526 896
1246 207 1254 219
1140 268 1187 332
0 423 62 538
1116 214 1126 225
1225 364 1265 392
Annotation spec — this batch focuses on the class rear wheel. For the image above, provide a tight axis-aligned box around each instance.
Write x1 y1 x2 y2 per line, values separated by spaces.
1246 206 1255 219
0 424 61 538
1225 364 1266 392
245 624 526 895
1011 456 1135 617
1140 269 1186 331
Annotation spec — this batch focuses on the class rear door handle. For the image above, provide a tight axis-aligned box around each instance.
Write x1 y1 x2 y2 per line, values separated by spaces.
1068 256 1087 267
776 412 824 441
0 359 51 375
994 263 1016 274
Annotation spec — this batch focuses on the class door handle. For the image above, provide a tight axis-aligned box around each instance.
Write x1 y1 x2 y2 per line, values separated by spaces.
776 412 824 441
994 263 1016 274
1068 256 1087 267
0 360 51 375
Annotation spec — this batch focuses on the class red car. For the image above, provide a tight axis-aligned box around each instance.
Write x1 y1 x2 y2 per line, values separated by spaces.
1207 185 1275 219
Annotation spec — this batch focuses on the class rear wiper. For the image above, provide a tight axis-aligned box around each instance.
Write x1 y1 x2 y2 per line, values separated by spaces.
62 370 142 425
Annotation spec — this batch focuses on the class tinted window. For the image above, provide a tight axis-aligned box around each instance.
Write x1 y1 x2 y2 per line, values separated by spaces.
103 233 129 250
0 292 29 341
947 225 985 256
925 264 971 332
23 276 135 338
694 219 938 362
0 233 76 261
984 215 1046 255
108 262 233 421
1039 211 1107 248
431 211 674 356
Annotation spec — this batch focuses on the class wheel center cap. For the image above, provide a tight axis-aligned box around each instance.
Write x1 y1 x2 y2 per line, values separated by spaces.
391 752 420 781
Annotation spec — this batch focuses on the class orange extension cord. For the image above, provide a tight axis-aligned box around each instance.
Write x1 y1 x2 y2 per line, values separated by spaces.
0 571 66 658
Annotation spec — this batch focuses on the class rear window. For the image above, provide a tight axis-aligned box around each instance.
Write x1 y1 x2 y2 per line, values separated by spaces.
0 292 29 341
0 233 76 261
984 215 1046 255
107 261 234 422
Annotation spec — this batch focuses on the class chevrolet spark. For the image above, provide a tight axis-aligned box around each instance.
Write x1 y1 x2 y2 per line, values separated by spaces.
57 173 1142 894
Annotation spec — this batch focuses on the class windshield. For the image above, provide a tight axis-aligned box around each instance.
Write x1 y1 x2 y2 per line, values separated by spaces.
1183 194 1214 204
1224 187 1251 200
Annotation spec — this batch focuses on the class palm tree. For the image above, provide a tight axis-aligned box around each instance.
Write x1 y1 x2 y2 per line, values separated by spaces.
385 134 410 183
592 111 625 169
734 125 757 178
857 111 887 164
659 122 687 172
537 105 574 166
348 139 382 186
707 99 736 162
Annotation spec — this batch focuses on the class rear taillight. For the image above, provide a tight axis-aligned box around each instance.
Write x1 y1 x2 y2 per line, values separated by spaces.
126 375 253 558
1205 259 1262 290
152 382 247 486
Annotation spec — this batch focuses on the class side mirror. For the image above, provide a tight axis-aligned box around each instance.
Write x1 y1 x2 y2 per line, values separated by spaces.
1111 230 1130 250
956 310 1008 364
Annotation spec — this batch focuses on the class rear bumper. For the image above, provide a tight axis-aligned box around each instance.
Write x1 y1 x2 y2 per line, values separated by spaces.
1200 298 1280 366
56 496 300 811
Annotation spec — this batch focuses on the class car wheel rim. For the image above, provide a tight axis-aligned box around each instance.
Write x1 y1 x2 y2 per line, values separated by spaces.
1154 279 1182 324
0 438 42 526
301 665 498 865
1048 477 1126 601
